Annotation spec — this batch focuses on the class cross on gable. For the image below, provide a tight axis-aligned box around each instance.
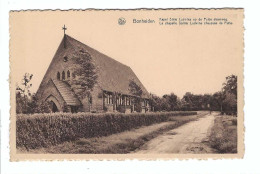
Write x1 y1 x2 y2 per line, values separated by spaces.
62 25 67 35
62 25 67 48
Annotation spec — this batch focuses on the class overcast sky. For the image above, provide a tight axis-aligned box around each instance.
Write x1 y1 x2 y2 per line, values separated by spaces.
10 10 243 98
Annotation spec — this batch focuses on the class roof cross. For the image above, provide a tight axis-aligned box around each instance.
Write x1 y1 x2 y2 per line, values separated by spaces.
62 25 67 35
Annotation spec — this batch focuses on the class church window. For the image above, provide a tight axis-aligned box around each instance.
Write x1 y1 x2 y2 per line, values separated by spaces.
57 72 60 80
62 71 65 80
89 96 92 104
108 94 113 104
104 96 107 104
142 100 145 107
116 98 118 105
126 97 130 105
67 70 70 79
63 56 68 62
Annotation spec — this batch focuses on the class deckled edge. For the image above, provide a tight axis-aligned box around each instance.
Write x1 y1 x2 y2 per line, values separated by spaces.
9 8 245 161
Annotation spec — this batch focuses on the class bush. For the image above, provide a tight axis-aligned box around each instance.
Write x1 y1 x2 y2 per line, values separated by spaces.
16 111 197 150
209 116 237 153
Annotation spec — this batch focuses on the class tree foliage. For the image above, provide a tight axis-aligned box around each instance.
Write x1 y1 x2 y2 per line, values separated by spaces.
16 73 54 114
15 70 237 116
128 80 143 112
16 73 35 114
150 93 178 112
71 49 98 99
149 75 237 115
128 79 143 96
223 75 237 98
221 75 237 115
16 73 33 97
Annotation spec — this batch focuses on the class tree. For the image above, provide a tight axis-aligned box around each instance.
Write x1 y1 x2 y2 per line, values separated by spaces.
16 73 34 114
129 79 143 96
162 93 178 111
182 92 195 110
129 80 143 112
150 93 162 112
221 75 238 115
181 92 217 111
222 75 237 99
222 92 237 115
16 73 33 97
202 94 213 111
212 91 224 113
179 97 190 111
71 49 98 99
175 97 183 111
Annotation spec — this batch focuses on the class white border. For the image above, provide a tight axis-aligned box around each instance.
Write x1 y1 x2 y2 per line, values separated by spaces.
1 0 260 174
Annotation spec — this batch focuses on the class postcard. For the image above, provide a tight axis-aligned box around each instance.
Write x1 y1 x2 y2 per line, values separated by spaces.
10 9 244 160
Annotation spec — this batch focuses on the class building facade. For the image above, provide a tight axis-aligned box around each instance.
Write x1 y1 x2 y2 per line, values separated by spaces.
36 34 151 113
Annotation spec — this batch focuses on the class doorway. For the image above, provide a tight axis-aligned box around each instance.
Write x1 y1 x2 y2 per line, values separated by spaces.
50 101 59 112
71 106 78 113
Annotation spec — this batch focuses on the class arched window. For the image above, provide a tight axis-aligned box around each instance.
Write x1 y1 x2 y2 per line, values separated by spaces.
89 95 92 104
57 72 60 80
62 71 65 80
67 70 70 79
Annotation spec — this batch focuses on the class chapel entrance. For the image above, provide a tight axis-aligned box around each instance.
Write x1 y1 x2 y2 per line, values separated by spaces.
70 106 78 113
50 101 59 112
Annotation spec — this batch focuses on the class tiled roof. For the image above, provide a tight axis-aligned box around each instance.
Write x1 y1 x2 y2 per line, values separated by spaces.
65 35 150 98
52 79 81 106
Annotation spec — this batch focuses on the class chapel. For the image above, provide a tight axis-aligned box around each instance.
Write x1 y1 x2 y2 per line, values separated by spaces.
36 29 151 113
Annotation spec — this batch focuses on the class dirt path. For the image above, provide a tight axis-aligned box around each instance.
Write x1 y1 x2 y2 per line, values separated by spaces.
135 113 216 154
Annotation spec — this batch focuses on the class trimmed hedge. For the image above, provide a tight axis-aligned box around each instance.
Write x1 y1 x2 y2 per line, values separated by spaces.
16 111 197 150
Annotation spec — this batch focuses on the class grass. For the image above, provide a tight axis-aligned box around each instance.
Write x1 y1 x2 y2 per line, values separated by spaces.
208 115 237 153
18 113 207 154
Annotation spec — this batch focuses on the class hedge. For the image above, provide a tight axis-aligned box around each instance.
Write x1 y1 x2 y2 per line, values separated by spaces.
16 111 197 150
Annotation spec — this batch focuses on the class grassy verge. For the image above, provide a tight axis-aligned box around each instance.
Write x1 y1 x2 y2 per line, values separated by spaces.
208 115 237 153
19 113 207 154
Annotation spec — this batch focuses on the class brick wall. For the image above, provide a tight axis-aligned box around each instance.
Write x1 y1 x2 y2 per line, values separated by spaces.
36 37 75 99
36 36 104 113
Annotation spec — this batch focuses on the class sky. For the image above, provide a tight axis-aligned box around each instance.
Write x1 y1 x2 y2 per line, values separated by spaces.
10 10 243 98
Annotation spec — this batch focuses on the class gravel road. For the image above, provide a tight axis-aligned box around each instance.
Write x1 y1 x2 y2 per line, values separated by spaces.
135 113 216 154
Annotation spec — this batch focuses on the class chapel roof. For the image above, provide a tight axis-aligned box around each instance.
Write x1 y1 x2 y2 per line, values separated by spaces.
65 34 150 98
52 79 81 106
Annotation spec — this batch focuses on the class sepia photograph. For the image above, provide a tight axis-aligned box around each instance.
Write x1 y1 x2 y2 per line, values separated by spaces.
9 9 244 160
